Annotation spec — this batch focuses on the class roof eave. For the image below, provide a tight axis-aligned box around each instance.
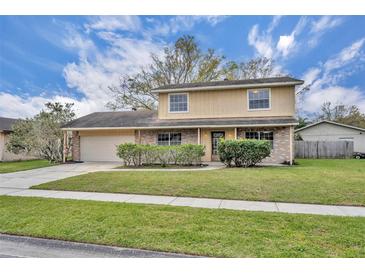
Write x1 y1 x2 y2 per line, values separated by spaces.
152 81 304 93
62 122 298 131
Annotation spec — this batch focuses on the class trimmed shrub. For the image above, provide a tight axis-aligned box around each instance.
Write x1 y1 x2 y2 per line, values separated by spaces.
218 139 271 167
116 143 142 166
178 144 205 166
116 143 205 167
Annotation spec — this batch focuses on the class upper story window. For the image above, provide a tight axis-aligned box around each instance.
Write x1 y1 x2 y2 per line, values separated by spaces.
248 89 271 110
169 93 188 113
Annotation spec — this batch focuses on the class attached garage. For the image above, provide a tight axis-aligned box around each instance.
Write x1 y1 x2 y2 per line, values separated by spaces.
79 130 135 162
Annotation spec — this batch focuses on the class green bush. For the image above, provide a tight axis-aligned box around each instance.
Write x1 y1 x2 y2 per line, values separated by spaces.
116 143 142 166
218 139 271 167
116 143 205 167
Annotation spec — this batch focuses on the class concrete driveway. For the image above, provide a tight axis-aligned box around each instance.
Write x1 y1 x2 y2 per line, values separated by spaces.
0 162 120 189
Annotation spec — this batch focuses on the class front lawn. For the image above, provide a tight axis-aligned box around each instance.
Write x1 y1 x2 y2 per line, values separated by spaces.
0 159 54 174
33 159 365 206
0 196 364 257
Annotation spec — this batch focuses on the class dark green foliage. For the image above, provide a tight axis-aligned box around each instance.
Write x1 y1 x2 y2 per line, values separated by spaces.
6 102 75 163
116 143 205 167
218 139 271 167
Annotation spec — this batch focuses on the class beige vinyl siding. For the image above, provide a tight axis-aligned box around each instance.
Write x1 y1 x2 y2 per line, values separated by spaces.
158 86 295 119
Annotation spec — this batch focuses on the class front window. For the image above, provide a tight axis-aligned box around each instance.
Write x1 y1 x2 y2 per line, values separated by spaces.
245 131 274 148
169 93 188 112
248 89 270 110
157 132 182 146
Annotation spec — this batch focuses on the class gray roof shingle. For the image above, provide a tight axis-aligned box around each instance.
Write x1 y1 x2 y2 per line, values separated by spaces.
63 110 297 129
152 76 304 92
0 117 19 131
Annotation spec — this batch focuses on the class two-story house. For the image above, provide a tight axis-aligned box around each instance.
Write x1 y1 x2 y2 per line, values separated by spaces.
62 76 304 164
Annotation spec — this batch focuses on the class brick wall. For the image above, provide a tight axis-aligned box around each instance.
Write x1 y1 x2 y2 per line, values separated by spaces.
137 129 198 145
237 126 292 164
72 131 80 161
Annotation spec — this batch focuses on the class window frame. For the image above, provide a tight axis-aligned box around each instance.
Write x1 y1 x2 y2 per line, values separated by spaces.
157 132 182 146
247 88 271 111
168 92 189 113
245 131 274 149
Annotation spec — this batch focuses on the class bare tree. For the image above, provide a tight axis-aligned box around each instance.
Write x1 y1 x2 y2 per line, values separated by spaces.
315 102 365 128
107 36 286 111
108 35 237 110
235 57 279 79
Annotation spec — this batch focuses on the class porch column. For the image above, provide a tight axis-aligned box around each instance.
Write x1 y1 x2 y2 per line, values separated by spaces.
234 127 237 140
197 128 201 144
62 130 67 163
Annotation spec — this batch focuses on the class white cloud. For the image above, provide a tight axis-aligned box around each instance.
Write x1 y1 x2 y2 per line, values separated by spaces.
276 17 307 58
267 16 282 33
0 92 99 118
85 16 142 32
61 30 165 115
276 34 295 57
144 16 228 38
203 16 229 26
310 16 343 34
303 86 365 113
299 38 365 114
248 24 273 58
249 16 307 59
309 16 344 47
1 19 166 119
324 38 365 72
302 67 321 87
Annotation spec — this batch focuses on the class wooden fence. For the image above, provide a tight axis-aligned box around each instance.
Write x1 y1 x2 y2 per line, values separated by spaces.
294 141 354 159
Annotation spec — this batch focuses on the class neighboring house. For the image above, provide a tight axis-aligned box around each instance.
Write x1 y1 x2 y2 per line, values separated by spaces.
0 117 34 161
62 76 304 164
295 120 365 153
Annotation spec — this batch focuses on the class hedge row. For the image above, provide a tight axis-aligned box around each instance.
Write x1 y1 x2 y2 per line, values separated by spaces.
218 139 271 167
116 143 205 166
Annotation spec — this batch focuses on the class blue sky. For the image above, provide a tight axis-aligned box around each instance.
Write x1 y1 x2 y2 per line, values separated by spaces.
0 15 365 118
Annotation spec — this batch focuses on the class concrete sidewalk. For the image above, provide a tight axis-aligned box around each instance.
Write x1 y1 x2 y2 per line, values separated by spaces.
2 187 365 217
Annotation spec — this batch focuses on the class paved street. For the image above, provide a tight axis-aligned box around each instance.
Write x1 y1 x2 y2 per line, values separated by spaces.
0 234 193 258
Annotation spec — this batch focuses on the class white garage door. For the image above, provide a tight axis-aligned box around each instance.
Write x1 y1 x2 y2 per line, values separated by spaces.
80 135 135 162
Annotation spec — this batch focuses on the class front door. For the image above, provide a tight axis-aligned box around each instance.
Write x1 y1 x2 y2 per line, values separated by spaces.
211 131 225 161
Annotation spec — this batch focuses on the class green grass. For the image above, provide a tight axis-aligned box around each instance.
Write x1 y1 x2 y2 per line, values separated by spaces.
34 159 365 206
0 196 364 257
0 159 54 173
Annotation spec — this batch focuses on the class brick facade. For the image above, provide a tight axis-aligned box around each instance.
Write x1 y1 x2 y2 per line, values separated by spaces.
136 129 198 145
72 131 80 161
72 127 292 164
237 126 292 164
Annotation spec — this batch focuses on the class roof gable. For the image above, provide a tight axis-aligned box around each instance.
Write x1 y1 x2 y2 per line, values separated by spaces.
295 120 365 133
